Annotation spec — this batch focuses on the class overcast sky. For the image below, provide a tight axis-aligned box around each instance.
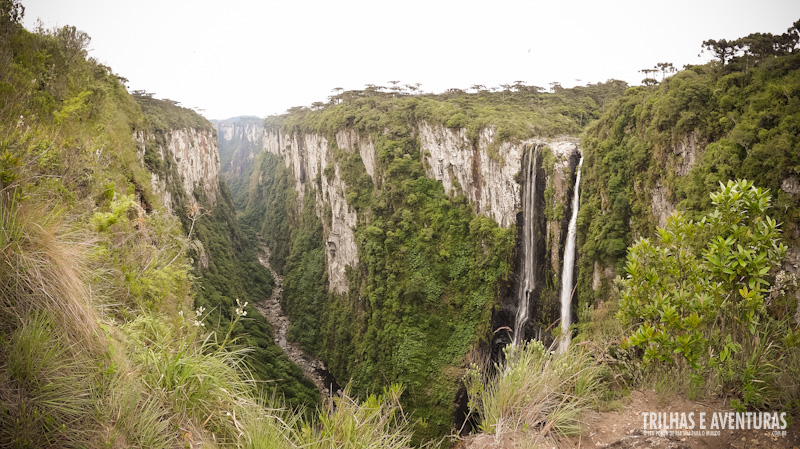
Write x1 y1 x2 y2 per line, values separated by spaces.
23 0 800 120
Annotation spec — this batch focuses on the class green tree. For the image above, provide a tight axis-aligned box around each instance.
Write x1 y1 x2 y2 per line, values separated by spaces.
702 38 737 64
618 180 799 407
0 0 23 33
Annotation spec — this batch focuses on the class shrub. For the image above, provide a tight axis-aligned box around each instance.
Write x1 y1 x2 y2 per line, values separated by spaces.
618 179 800 407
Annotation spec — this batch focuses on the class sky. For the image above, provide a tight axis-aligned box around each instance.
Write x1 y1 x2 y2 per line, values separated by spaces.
22 0 800 120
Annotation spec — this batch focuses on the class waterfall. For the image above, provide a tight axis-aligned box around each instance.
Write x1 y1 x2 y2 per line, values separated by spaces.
558 156 583 353
513 145 539 346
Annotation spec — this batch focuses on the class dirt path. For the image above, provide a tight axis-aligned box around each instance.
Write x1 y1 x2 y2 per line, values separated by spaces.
456 390 799 449
253 243 335 395
574 389 799 449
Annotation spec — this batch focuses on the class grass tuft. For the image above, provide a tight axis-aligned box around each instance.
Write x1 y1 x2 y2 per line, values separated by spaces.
464 340 601 446
0 311 94 448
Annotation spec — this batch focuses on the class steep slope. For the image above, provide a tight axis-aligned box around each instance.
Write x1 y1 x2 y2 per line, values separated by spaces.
0 14 317 446
133 96 319 405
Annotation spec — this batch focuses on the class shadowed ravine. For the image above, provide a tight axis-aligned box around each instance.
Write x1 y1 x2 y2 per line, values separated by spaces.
254 241 340 395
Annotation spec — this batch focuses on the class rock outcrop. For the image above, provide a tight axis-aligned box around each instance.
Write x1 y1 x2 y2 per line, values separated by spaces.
263 130 359 294
135 127 220 212
419 121 580 230
420 121 524 228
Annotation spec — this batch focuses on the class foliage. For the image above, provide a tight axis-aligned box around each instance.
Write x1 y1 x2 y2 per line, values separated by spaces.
244 136 516 441
279 79 627 152
298 384 416 449
0 17 329 447
464 340 601 445
1 311 96 447
576 22 800 311
702 20 799 66
134 93 212 131
618 180 800 407
236 73 629 443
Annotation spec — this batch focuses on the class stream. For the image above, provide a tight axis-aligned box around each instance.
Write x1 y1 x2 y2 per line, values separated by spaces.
253 242 340 395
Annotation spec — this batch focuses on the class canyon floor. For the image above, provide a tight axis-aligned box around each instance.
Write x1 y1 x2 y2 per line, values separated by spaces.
253 241 334 395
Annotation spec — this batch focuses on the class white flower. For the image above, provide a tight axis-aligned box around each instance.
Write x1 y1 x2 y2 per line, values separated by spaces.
235 299 249 317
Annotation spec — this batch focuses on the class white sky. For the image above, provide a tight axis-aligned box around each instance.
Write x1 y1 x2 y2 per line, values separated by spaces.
23 0 800 120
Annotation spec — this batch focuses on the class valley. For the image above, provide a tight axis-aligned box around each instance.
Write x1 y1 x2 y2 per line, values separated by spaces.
1 2 799 447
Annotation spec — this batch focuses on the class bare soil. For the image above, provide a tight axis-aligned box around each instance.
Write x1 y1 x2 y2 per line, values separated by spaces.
576 389 798 449
455 389 799 449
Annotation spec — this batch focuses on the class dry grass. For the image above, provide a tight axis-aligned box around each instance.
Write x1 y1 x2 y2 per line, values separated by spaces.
0 197 100 347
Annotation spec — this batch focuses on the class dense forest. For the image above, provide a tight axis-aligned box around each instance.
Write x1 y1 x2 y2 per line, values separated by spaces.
2 0 800 446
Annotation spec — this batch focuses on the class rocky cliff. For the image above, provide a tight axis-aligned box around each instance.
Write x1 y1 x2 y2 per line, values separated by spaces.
214 116 264 178
419 121 522 228
260 121 583 304
263 129 359 294
135 127 220 212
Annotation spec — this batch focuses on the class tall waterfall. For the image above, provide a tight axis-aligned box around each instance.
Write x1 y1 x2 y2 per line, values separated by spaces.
558 156 583 353
513 145 539 346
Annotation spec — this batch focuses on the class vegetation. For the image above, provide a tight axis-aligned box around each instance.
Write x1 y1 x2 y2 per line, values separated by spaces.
0 7 410 447
618 180 799 408
573 19 800 418
576 22 800 310
5 2 800 446
463 341 600 446
239 80 627 443
134 96 319 408
281 79 627 152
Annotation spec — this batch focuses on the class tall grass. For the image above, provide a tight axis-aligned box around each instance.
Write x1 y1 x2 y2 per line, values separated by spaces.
122 311 256 444
0 195 99 346
0 311 95 447
464 340 600 446
300 384 416 449
100 378 178 449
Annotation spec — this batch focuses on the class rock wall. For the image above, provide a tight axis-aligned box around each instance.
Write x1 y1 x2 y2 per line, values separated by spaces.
419 121 580 230
336 129 377 182
135 127 220 212
545 141 582 277
214 117 264 177
262 122 583 300
419 121 523 228
263 130 359 294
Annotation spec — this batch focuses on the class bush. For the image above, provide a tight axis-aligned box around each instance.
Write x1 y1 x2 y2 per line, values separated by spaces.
618 179 800 407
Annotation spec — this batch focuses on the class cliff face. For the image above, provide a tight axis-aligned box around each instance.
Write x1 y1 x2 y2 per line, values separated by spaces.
135 127 221 212
417 121 583 338
263 130 359 294
419 121 523 228
214 117 264 178
419 121 581 232
262 122 582 299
